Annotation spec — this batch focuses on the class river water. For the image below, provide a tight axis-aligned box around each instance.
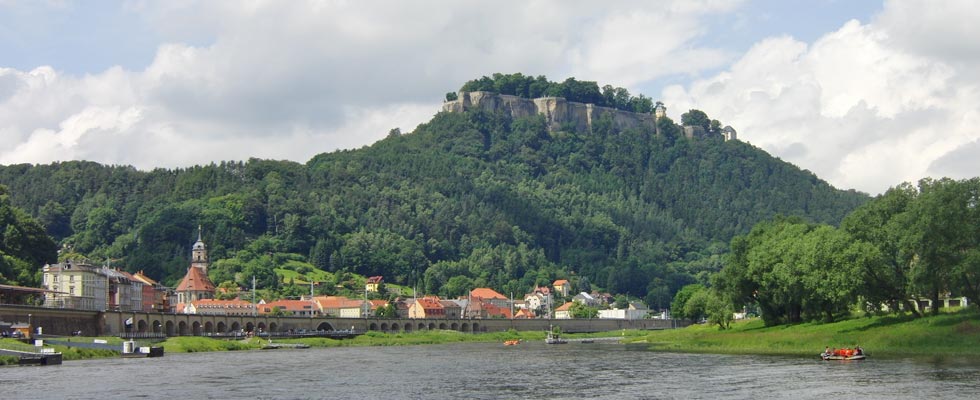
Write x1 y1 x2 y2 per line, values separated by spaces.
3 342 979 399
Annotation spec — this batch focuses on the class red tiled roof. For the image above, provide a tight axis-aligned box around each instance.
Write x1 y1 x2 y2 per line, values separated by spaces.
366 276 384 284
553 279 569 286
470 288 506 300
415 296 444 310
483 303 512 318
175 266 215 292
555 302 574 311
314 296 366 310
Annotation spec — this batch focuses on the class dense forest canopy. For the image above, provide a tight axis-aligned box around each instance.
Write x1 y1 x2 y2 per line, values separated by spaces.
0 77 869 307
0 184 58 286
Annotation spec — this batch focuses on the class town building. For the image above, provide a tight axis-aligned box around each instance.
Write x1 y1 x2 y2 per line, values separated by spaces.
598 301 649 320
554 302 574 319
258 299 317 317
365 276 384 293
314 296 369 318
524 286 552 317
409 296 446 319
131 270 170 312
180 299 256 316
439 299 463 319
573 292 599 306
553 279 570 297
470 288 509 308
41 262 143 311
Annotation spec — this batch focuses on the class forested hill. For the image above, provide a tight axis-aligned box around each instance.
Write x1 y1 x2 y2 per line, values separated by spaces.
0 107 868 308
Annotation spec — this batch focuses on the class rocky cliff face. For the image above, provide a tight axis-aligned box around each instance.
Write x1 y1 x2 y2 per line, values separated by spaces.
443 91 657 134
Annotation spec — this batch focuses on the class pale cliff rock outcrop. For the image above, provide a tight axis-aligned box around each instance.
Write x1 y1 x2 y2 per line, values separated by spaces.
443 91 658 134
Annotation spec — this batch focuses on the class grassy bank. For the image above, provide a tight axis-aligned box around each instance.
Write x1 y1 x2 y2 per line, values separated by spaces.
625 308 980 358
273 327 648 348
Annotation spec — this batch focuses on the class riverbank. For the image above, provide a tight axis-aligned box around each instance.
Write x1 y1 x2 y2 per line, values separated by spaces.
1 328 643 363
625 308 980 358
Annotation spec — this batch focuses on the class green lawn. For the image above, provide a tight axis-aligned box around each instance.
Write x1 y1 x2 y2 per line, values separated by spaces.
626 308 980 357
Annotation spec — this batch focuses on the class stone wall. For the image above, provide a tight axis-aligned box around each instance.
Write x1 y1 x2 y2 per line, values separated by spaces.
444 91 658 134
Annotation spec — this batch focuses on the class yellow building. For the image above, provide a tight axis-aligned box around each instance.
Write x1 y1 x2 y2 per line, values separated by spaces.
42 262 143 311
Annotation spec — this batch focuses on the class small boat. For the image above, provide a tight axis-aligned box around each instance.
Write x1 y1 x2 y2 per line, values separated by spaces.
545 325 567 344
821 347 865 361
503 339 520 346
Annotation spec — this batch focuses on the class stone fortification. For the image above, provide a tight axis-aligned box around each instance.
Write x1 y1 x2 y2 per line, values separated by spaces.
443 91 657 134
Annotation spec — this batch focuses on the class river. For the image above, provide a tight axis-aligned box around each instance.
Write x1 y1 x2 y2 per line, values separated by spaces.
3 342 979 399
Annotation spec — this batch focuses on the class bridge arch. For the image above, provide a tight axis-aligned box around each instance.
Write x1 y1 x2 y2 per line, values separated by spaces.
204 321 214 334
257 322 266 333
472 323 480 332
369 323 379 331
192 321 202 336
418 322 426 331
246 322 254 332
380 323 389 331
461 322 470 332
269 322 278 332
178 321 188 336
217 321 227 333
152 320 162 334
230 322 241 332
316 322 334 331
165 321 175 336
404 324 412 332
438 323 447 330
137 319 147 333
451 322 458 331
390 323 399 332
428 323 437 330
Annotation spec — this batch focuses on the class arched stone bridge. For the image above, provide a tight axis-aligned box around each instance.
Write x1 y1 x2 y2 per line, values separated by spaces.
1 305 682 337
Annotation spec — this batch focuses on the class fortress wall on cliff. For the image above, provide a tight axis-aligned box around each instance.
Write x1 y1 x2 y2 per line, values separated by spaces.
444 91 657 134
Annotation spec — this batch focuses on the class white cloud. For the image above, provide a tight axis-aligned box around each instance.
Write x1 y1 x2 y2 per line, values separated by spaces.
663 1 980 194
1 1 734 170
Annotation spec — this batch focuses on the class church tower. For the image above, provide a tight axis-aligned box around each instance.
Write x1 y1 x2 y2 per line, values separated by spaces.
175 226 216 309
191 226 208 273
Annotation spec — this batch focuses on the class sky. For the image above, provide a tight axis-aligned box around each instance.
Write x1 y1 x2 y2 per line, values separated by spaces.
1 0 978 195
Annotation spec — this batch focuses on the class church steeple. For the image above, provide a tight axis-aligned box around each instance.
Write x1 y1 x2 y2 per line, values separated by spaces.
191 225 208 273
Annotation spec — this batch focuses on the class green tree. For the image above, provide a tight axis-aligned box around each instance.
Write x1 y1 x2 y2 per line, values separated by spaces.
680 109 711 132
671 284 706 319
906 178 973 315
841 183 921 316
569 300 599 318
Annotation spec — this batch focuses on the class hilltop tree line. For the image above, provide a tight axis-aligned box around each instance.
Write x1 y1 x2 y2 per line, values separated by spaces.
452 73 656 114
675 178 980 328
0 85 866 305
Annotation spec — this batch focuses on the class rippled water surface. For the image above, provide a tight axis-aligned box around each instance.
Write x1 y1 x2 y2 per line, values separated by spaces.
4 342 979 399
